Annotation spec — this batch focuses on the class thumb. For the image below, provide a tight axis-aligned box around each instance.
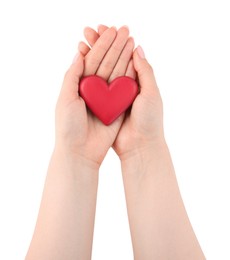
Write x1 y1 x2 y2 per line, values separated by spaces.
61 52 84 97
133 46 158 95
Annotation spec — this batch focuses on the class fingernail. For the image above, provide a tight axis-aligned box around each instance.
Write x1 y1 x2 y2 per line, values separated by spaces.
98 24 105 29
129 37 135 45
123 25 129 30
110 26 117 30
137 45 145 59
72 52 79 64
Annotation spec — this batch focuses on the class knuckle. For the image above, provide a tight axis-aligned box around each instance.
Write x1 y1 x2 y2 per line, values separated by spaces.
139 63 153 76
146 63 154 73
111 44 122 53
63 68 79 86
112 69 122 78
88 56 100 66
103 59 115 70
97 42 109 52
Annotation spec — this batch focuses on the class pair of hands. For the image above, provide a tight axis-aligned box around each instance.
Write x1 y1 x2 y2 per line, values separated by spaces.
55 25 163 169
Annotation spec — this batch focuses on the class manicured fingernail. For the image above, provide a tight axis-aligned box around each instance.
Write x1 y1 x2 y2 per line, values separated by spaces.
137 45 145 59
72 52 79 64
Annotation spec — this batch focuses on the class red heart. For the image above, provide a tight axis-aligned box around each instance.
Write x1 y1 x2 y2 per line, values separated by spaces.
79 75 138 125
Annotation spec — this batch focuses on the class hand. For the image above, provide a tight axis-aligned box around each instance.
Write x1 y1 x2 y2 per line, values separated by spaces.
79 25 164 162
55 26 135 168
79 27 206 260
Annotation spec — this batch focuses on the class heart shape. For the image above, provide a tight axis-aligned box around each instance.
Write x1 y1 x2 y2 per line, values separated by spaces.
79 75 138 125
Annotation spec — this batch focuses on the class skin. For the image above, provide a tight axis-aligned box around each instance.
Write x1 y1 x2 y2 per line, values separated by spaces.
55 26 135 166
26 26 135 260
79 25 206 259
26 25 205 259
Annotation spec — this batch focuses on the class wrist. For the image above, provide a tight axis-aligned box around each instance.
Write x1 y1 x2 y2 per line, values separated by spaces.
53 144 101 173
119 135 166 163
120 137 168 174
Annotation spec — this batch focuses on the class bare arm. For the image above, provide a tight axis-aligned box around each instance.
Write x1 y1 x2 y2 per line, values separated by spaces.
116 48 205 259
80 25 205 259
26 149 99 259
26 26 134 259
120 140 205 259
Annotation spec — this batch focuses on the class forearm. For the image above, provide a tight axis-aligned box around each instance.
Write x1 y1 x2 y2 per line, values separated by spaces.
121 138 205 260
26 147 99 260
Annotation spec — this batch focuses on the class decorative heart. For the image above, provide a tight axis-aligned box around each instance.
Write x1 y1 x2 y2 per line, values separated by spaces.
79 75 138 125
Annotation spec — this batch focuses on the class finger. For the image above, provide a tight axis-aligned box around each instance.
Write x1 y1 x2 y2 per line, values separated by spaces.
108 37 134 82
61 53 84 98
80 25 109 55
98 24 109 36
96 26 129 81
133 46 158 96
125 59 137 79
83 25 109 48
78 41 90 56
83 27 100 47
84 27 117 76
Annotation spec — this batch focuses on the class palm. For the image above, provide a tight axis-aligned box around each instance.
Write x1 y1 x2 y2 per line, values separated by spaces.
58 90 122 164
113 88 163 157
80 102 123 163
112 95 148 155
72 26 134 164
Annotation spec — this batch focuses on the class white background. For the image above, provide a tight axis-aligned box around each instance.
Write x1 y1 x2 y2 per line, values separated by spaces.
0 0 229 259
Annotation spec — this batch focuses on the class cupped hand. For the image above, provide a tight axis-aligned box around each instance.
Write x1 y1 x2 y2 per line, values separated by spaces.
78 25 164 162
55 26 135 168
